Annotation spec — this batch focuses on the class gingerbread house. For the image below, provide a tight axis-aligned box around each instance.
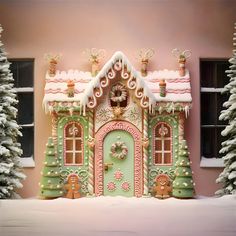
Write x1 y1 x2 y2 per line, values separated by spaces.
41 51 193 198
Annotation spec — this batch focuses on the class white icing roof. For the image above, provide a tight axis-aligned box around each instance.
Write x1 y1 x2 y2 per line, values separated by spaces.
43 51 192 113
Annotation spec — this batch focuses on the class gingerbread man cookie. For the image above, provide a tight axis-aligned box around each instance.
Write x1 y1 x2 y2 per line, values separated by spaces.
64 174 81 199
153 174 172 199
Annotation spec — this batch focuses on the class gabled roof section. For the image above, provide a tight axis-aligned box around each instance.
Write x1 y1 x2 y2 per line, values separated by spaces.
43 51 192 116
79 51 156 115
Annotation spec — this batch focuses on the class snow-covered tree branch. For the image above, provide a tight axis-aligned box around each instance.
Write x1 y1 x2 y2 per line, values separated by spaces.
216 23 236 196
0 25 25 199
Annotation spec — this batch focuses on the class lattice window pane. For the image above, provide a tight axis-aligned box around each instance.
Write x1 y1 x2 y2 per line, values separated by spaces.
19 127 34 157
155 153 162 164
17 93 34 124
201 92 216 125
75 153 82 164
18 61 34 87
65 153 73 164
216 62 229 88
201 127 215 158
164 140 171 151
155 140 162 150
65 140 73 151
200 61 215 87
10 60 34 88
164 153 171 164
76 139 82 151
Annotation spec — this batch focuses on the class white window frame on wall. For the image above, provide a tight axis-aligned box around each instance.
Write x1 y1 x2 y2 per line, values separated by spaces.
9 59 35 168
64 122 83 166
16 87 35 168
200 59 228 168
200 85 225 167
15 87 35 168
153 122 172 165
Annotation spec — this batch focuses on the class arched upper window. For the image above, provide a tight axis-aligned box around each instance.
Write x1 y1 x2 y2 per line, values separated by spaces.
110 83 128 108
153 122 172 165
64 122 83 165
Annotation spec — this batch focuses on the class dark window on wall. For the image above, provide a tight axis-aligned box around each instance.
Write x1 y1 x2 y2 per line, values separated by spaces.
200 59 229 159
9 59 34 158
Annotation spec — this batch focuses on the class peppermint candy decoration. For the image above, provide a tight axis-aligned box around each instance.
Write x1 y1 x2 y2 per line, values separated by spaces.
121 181 130 192
107 182 116 192
114 170 124 181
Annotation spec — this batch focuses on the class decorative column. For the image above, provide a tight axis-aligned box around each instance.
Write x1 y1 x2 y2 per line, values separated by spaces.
67 80 75 97
159 79 167 97
87 110 95 195
179 112 185 142
51 111 58 146
142 109 149 196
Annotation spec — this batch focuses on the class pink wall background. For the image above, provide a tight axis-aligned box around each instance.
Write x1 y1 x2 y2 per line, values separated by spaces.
0 0 236 197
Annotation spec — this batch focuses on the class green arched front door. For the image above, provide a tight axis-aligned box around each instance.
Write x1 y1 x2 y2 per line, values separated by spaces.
103 130 134 197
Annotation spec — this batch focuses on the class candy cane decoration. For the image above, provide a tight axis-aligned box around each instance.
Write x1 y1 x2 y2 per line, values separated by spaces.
142 109 149 195
172 49 191 77
88 110 94 195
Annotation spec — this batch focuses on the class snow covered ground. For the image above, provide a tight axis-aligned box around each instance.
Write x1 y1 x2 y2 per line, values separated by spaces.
0 196 236 236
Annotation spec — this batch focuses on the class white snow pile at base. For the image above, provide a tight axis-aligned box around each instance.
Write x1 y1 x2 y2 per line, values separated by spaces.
0 195 236 236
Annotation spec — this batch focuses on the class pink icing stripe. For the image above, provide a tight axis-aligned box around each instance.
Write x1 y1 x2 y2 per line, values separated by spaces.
151 89 191 94
148 78 190 83
45 88 85 94
47 78 91 83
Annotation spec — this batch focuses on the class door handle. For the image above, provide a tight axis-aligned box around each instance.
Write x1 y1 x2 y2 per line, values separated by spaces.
104 162 113 171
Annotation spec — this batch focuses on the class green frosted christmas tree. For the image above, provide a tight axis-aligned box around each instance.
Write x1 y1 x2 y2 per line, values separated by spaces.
172 140 194 198
40 137 63 198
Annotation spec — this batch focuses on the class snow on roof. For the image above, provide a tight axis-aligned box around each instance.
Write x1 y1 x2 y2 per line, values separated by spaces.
43 51 192 114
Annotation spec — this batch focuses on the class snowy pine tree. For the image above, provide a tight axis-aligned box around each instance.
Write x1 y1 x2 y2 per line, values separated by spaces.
216 23 236 196
0 25 25 198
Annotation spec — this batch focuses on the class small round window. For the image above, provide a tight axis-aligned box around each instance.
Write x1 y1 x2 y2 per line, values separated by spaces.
109 83 128 108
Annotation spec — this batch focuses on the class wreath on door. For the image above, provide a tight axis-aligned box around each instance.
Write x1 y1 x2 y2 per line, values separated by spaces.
110 141 128 160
